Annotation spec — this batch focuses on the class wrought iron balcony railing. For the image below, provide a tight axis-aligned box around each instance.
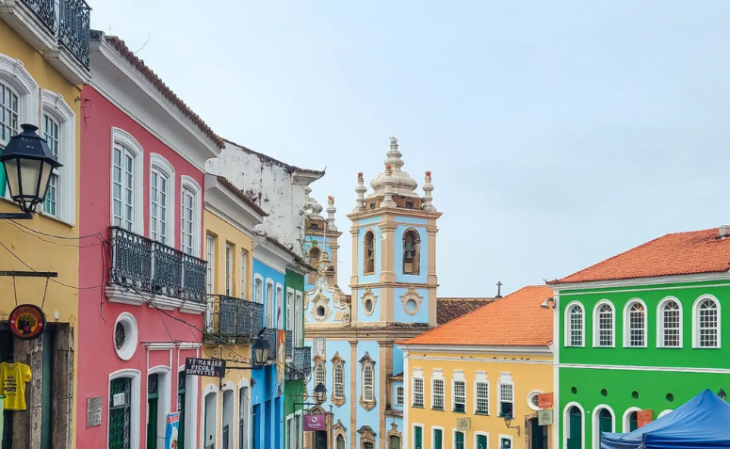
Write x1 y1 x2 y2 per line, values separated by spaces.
260 328 278 361
285 330 293 360
18 0 91 68
109 227 208 303
204 296 263 343
286 346 312 380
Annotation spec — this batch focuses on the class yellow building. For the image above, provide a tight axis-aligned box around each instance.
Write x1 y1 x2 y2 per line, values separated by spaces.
0 3 90 448
398 286 555 449
200 175 267 449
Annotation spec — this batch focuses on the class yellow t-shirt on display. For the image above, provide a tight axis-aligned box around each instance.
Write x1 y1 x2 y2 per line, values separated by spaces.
1 362 32 410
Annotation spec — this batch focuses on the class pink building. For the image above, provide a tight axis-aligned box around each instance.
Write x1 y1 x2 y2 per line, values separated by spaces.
77 31 222 449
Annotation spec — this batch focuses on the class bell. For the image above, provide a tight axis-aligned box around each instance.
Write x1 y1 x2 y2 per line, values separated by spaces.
404 241 415 259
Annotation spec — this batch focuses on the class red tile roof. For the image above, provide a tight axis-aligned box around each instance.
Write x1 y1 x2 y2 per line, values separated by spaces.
550 228 730 284
398 286 553 347
103 35 225 149
437 297 495 325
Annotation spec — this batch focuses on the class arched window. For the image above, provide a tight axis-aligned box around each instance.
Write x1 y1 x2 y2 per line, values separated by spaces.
363 364 374 402
336 435 345 449
402 229 420 275
333 362 345 400
593 407 614 449
389 435 401 449
314 361 326 399
694 296 720 348
624 300 646 347
309 246 321 267
658 298 682 348
594 301 615 347
566 303 584 347
149 154 175 245
565 405 583 449
364 231 375 274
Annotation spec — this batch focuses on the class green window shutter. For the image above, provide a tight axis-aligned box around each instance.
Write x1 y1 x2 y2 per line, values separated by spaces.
414 426 423 449
434 429 443 449
477 435 487 449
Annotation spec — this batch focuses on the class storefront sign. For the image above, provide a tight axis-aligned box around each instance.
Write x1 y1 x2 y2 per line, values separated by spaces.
538 409 553 426
637 409 653 428
164 413 179 449
537 393 553 409
86 396 102 427
304 414 326 431
185 357 226 377
9 304 45 340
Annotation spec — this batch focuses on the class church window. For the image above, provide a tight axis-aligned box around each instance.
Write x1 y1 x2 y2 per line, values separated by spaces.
314 361 326 401
364 231 375 274
403 229 420 275
333 362 345 400
363 364 374 402
309 246 321 267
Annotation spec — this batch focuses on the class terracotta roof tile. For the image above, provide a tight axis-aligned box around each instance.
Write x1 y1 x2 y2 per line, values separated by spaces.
437 297 495 325
102 34 225 149
398 286 553 347
550 228 730 284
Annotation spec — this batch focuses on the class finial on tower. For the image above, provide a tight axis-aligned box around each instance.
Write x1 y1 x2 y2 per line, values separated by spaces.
327 196 337 231
354 172 366 212
381 164 396 207
423 171 436 211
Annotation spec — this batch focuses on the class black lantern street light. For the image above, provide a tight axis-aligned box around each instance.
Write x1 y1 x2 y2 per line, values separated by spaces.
0 124 62 219
314 383 327 403
252 337 270 368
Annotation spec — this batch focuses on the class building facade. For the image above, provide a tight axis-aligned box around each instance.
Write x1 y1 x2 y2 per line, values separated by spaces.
0 2 90 448
548 227 730 449
77 31 221 449
399 286 554 449
304 137 441 449
285 267 308 449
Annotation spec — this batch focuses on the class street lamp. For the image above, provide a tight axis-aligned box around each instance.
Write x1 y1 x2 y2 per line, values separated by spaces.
314 383 327 403
719 389 726 401
0 124 62 218
252 338 270 367
502 414 521 436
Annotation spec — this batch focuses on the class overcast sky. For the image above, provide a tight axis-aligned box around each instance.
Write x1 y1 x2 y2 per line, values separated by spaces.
88 1 730 297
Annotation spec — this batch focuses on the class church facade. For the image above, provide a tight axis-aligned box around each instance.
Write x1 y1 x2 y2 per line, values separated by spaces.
304 138 441 449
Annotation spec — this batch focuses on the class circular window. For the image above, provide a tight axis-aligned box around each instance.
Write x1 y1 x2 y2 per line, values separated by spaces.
316 306 326 319
114 313 138 361
571 387 578 394
601 389 608 397
632 391 639 399
406 299 418 313
527 391 542 411
364 299 374 315
666 393 674 402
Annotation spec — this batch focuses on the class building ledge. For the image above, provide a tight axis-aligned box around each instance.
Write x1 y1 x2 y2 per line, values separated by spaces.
106 285 205 314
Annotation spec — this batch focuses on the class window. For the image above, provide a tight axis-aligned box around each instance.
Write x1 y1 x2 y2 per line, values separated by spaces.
225 243 233 296
432 378 444 410
0 54 37 145
363 363 374 402
295 292 303 343
206 234 216 295
108 370 141 449
659 298 682 348
454 431 465 449
309 246 321 266
390 435 401 449
286 289 295 332
625 300 647 347
149 154 174 245
180 176 201 256
314 361 326 393
111 129 144 233
475 381 489 415
527 391 542 411
413 377 424 408
498 383 513 418
42 114 59 216
336 435 345 449
0 81 19 145
395 386 404 406
594 301 615 347
695 296 720 348
364 230 375 274
453 376 466 413
240 250 248 298
266 280 274 327
333 362 345 399
276 285 284 329
403 229 420 275
566 303 584 347
433 429 443 449
254 276 263 305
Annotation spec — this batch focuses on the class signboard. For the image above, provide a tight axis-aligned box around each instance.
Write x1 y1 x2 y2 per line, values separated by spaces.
637 409 653 428
185 357 226 378
537 393 553 409
9 304 45 340
304 414 326 431
538 409 553 426
164 413 180 449
112 393 126 407
86 396 102 427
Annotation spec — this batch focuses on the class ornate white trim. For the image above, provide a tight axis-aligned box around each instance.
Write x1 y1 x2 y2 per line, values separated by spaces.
150 153 176 245
114 312 138 361
400 287 423 316
111 127 145 235
361 287 378 316
181 176 202 257
40 89 76 224
0 54 38 138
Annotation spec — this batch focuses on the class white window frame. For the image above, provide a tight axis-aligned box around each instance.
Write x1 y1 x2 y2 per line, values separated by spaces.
276 283 284 329
147 366 171 449
286 288 295 332
563 402 585 449
564 301 585 347
202 384 219 449
623 298 648 348
0 54 38 146
254 274 264 304
108 369 141 449
592 405 615 449
412 369 424 408
180 176 201 257
39 90 75 224
451 370 466 413
111 128 144 234
593 300 616 348
474 371 489 415
657 296 683 348
333 361 345 399
294 291 303 343
149 153 175 245
314 361 326 391
240 249 248 299
362 362 374 402
225 242 233 296
526 390 542 411
497 373 514 418
497 435 513 449
693 294 721 348
265 279 274 328
453 430 466 449
206 234 216 295
622 407 642 432
431 370 444 410
395 385 404 406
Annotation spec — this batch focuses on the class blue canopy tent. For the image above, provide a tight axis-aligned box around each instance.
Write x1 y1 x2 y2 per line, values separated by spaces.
601 389 730 449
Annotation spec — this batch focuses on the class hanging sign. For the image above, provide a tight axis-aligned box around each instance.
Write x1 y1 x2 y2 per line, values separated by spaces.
637 409 653 428
9 304 45 340
537 393 553 409
164 413 180 449
304 414 326 431
538 409 553 426
185 357 226 378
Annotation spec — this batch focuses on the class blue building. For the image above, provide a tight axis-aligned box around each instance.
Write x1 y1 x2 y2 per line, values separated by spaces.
304 138 442 449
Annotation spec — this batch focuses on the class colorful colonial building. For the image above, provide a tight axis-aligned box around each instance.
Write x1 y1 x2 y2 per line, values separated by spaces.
398 286 554 449
77 31 221 449
0 2 90 448
548 227 730 449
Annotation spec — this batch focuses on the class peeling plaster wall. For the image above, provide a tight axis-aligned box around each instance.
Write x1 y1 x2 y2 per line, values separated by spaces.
207 142 311 256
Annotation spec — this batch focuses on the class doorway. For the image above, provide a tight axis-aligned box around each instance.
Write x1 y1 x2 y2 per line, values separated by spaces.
314 430 328 449
530 418 547 449
567 406 582 449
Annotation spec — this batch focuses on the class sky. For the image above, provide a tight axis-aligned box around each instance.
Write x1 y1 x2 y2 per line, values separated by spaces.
88 0 730 297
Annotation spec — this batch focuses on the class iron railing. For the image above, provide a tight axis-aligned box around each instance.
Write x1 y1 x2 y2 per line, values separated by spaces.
287 346 312 380
260 328 278 361
205 296 263 343
285 330 293 359
20 0 55 32
18 0 90 68
109 227 208 303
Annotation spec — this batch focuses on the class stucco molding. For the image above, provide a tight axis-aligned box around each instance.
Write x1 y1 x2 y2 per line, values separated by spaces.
359 352 377 411
399 286 423 316
0 54 39 129
357 425 377 447
361 287 378 316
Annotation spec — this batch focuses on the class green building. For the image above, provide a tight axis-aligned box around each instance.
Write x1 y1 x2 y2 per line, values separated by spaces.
548 227 730 449
285 267 311 449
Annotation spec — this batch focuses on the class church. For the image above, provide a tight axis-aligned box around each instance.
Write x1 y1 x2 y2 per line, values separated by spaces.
302 137 442 449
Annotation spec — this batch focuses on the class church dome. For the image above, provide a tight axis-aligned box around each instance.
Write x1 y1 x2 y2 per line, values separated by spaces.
368 137 419 198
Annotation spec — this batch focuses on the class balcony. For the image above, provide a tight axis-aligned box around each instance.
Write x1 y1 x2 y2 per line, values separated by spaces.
286 346 312 381
107 227 208 312
204 296 263 344
285 330 293 360
0 0 91 83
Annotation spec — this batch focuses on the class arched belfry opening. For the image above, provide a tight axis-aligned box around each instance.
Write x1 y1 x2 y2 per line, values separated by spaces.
403 229 420 275
363 231 375 274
